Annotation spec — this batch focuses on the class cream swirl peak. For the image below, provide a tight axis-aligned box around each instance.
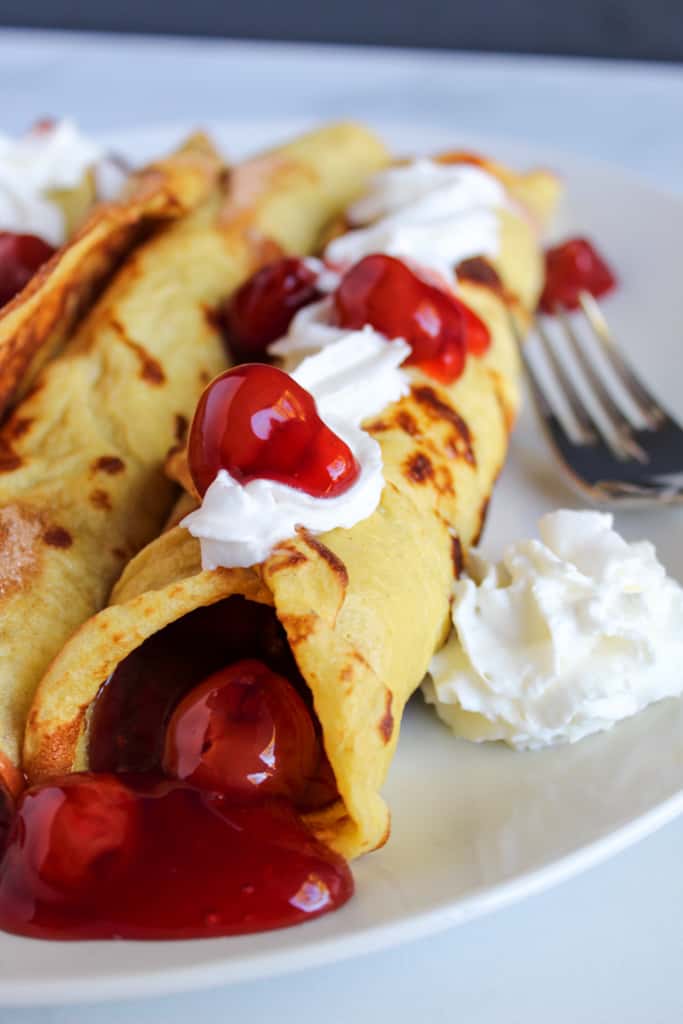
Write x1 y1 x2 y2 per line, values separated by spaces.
424 510 683 750
0 119 104 245
325 158 506 282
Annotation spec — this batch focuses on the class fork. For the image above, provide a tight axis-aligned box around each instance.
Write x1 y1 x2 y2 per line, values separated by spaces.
509 293 683 506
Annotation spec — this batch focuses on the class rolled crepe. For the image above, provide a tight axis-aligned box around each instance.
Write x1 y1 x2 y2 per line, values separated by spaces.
0 122 388 794
25 148 557 858
0 133 223 415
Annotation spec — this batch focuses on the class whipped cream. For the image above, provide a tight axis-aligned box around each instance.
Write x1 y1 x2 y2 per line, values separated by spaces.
182 332 410 569
325 158 506 282
424 510 683 750
0 119 104 245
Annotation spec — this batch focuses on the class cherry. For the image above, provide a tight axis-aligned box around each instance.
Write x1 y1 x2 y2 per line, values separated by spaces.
224 257 320 360
10 774 139 894
163 659 321 804
540 236 616 313
334 254 487 383
188 363 360 498
0 232 55 307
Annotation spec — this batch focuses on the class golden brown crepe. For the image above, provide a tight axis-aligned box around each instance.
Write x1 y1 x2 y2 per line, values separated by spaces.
0 122 389 795
0 133 223 416
24 141 558 857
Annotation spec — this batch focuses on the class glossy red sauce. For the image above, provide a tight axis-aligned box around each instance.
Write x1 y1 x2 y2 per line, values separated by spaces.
0 598 346 940
0 232 55 307
334 254 489 383
224 257 320 360
188 363 360 499
88 596 338 811
0 775 352 940
540 236 616 312
163 659 321 805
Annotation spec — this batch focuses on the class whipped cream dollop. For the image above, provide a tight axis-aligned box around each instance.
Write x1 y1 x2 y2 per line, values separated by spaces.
325 159 506 282
0 119 104 245
424 510 683 750
182 332 411 569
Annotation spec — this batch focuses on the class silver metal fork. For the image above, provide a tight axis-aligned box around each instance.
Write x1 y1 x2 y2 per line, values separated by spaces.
509 293 683 505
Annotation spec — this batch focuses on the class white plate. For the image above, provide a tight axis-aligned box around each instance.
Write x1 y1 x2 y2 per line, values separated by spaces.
1 119 682 1007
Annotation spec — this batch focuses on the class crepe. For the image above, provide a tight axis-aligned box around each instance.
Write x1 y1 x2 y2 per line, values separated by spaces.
24 144 557 857
0 133 224 416
0 122 388 795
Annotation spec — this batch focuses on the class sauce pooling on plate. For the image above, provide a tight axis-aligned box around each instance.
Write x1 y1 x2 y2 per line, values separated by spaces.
0 775 352 940
0 599 346 939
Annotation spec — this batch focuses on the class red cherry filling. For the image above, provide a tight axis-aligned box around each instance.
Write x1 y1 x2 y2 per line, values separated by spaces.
0 232 55 307
333 254 489 383
224 257 321 360
188 363 360 499
12 774 139 894
0 776 352 940
163 659 320 803
540 236 616 313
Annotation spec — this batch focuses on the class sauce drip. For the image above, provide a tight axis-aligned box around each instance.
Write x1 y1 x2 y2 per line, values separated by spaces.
0 775 352 940
540 236 616 312
0 232 55 307
188 363 360 499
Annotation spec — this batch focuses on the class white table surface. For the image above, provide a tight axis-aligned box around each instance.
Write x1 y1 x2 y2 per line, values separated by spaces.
1 28 682 1021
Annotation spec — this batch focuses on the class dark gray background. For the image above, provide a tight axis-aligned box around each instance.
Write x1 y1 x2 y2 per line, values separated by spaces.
0 0 681 61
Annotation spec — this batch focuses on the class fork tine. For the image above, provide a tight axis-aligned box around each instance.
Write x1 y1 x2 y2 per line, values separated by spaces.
532 313 646 463
578 291 666 428
554 306 648 463
531 315 598 444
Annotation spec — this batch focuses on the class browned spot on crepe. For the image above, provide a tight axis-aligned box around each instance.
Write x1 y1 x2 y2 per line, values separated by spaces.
298 530 349 589
433 465 455 497
378 690 394 744
352 650 372 672
269 546 309 573
280 612 317 647
0 436 22 473
89 489 112 511
43 525 73 549
456 256 503 291
26 706 87 783
9 417 33 440
109 316 166 385
411 385 476 466
404 451 434 484
93 455 125 475
451 535 464 578
488 367 516 432
396 410 419 436
0 506 44 597
375 817 392 850
174 413 189 444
